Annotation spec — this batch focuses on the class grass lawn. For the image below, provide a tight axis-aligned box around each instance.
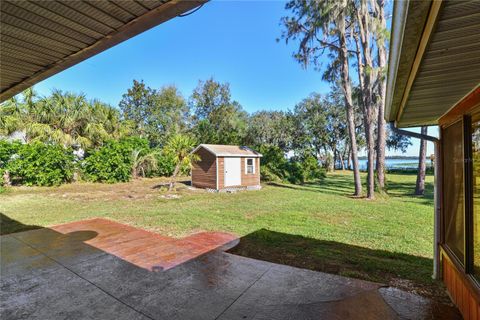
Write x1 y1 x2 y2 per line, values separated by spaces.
0 171 446 302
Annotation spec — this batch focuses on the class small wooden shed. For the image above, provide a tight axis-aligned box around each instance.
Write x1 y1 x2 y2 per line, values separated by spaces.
191 144 262 191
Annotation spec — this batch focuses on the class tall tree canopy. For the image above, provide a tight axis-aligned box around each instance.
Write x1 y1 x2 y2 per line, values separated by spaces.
293 92 348 169
245 110 294 151
293 93 330 157
281 0 389 198
190 78 247 145
281 0 363 196
119 80 188 147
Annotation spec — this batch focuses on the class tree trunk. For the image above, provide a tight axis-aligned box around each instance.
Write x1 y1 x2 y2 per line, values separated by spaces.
355 3 377 200
375 0 387 191
323 147 332 172
354 35 374 199
342 147 348 170
333 146 337 171
169 163 181 192
365 119 376 199
415 126 428 195
376 113 386 190
338 10 362 196
2 170 11 187
339 151 345 170
348 147 352 170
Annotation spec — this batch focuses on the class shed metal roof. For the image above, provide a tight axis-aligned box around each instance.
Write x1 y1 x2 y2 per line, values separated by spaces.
0 0 206 102
386 0 480 127
194 144 263 157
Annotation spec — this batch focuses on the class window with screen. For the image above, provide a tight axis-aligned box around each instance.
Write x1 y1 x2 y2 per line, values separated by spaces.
246 159 254 174
471 116 480 280
443 120 465 263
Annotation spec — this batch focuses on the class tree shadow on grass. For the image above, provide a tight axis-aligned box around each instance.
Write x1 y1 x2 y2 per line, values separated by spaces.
228 228 449 303
0 213 43 235
266 174 355 196
386 181 434 199
267 172 434 205
384 179 434 206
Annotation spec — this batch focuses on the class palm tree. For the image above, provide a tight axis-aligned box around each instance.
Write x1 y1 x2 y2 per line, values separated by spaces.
0 96 22 138
164 134 199 192
0 88 125 149
0 88 38 141
131 149 159 179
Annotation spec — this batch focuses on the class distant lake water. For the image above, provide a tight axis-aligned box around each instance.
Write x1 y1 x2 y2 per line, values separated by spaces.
353 158 432 171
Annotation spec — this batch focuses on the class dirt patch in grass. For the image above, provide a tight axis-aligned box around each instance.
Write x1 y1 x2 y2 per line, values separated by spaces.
8 177 202 202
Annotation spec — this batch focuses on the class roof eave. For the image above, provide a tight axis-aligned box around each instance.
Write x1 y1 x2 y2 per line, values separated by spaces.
385 0 409 124
0 0 207 102
385 0 442 127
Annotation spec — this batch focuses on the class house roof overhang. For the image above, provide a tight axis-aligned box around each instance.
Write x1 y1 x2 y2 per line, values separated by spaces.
386 0 480 128
0 0 206 103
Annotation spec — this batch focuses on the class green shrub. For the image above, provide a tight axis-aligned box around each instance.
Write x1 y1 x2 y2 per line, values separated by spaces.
260 166 283 182
258 145 324 184
296 154 325 181
6 142 75 186
0 168 4 190
258 145 289 182
0 140 22 168
156 149 192 177
0 140 21 189
120 136 150 151
82 137 149 183
285 160 305 184
156 151 176 177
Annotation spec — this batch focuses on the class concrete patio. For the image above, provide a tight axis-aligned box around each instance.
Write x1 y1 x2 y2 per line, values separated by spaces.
1 218 461 319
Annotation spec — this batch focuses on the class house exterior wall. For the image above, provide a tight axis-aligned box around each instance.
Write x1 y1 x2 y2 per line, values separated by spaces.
217 157 260 190
191 147 217 189
442 249 479 320
439 89 480 320
241 157 260 187
218 157 224 189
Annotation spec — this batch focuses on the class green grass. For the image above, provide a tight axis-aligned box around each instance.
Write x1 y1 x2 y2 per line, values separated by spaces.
0 171 446 301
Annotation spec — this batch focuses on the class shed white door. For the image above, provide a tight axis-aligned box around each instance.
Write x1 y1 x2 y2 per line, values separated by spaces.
224 157 241 187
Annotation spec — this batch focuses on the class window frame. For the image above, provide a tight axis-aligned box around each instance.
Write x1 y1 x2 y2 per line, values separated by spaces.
442 109 480 289
442 118 467 266
245 158 255 175
465 115 474 274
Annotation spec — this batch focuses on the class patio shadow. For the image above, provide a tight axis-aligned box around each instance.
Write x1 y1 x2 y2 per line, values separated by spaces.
228 228 449 303
0 213 43 235
1 215 460 319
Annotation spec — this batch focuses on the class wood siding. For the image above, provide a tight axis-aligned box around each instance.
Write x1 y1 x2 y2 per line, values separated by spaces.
218 157 224 190
192 148 216 189
439 90 480 318
439 87 480 126
241 157 260 186
442 249 480 320
217 157 260 190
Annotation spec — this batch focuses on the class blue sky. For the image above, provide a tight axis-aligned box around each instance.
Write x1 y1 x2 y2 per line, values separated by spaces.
33 0 433 156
